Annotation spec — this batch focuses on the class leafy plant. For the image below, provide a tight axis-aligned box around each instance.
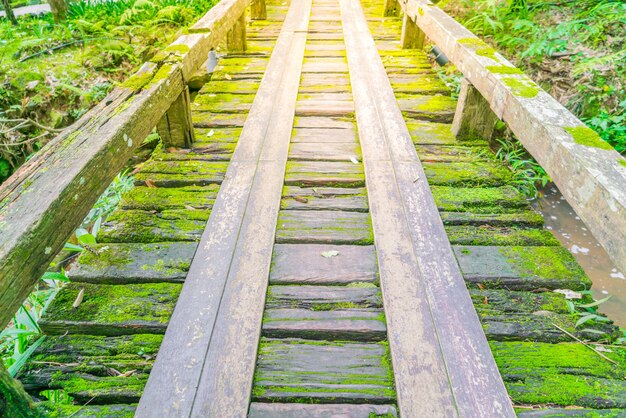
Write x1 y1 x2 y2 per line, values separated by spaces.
492 137 550 198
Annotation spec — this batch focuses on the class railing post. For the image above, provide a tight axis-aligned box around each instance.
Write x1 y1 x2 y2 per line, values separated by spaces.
452 79 498 141
251 0 267 20
383 0 400 16
401 14 425 49
157 86 195 148
227 10 247 52
0 363 40 417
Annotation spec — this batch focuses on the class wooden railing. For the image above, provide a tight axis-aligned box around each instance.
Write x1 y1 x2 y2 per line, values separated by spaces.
386 0 626 274
0 0 265 330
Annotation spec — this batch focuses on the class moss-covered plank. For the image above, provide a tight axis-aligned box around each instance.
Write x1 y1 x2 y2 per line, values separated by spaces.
406 120 486 146
415 144 490 162
263 308 386 341
471 290 619 342
440 211 544 227
135 160 228 187
397 94 457 122
454 246 592 291
270 244 378 284
68 242 196 284
152 143 237 161
299 73 351 93
431 185 528 213
193 127 243 143
266 285 382 310
249 403 397 417
285 161 365 187
423 161 513 186
19 334 162 394
120 186 219 211
389 74 449 95
39 283 180 336
198 80 260 95
516 408 626 417
288 142 361 161
445 225 560 246
253 338 395 403
192 112 247 128
193 93 256 113
98 209 208 243
40 404 136 418
276 210 374 245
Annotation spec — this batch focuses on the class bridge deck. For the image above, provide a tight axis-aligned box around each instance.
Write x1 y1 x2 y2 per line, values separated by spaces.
19 0 626 417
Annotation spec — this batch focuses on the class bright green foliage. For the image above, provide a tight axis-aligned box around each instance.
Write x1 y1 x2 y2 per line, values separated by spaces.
441 0 626 153
0 0 217 180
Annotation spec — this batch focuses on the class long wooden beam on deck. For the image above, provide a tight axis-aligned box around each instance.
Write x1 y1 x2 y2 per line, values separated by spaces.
340 0 515 416
135 0 312 415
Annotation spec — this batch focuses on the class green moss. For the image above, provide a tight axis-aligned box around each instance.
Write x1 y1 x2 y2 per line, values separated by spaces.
166 44 190 54
458 38 499 61
347 282 379 288
0 363 40 417
310 302 361 311
41 404 135 418
499 246 591 290
98 209 209 243
121 71 153 90
150 63 173 84
565 126 613 151
409 94 457 114
431 185 528 212
423 161 514 187
502 76 540 98
121 185 219 211
418 6 424 15
446 225 560 246
618 159 626 168
486 65 523 75
42 282 181 326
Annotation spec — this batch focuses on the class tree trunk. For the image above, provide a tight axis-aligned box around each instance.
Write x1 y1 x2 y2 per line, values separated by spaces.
1 0 18 26
48 0 68 22
0 363 41 418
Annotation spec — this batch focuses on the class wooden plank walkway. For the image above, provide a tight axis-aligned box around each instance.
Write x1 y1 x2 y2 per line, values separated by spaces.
16 0 626 417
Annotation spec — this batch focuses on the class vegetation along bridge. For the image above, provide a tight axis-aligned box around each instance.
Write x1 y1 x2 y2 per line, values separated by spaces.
1 0 625 416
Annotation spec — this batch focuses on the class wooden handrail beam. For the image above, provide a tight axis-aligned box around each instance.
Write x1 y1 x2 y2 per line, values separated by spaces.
0 0 254 330
395 0 626 273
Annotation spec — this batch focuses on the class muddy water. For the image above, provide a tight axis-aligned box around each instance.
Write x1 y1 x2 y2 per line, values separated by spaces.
532 185 625 328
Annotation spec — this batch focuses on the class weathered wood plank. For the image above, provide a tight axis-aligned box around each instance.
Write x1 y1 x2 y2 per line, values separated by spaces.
136 0 312 414
294 116 354 129
263 308 387 341
401 13 425 49
120 185 219 210
341 0 514 415
281 187 368 211
227 10 247 52
396 0 626 273
249 403 398 417
285 161 364 187
288 142 360 161
0 363 38 418
251 0 267 20
266 285 382 309
454 245 592 290
253 339 395 403
276 210 373 244
291 127 357 143
68 243 196 284
269 244 378 284
39 283 180 336
446 225 559 246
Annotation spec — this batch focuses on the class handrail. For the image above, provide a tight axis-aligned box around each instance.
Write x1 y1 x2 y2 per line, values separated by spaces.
0 0 254 330
394 0 626 273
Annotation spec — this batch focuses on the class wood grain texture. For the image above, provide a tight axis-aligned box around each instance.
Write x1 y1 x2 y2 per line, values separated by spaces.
270 244 378 284
249 403 397 417
341 0 515 415
136 0 311 414
452 79 498 141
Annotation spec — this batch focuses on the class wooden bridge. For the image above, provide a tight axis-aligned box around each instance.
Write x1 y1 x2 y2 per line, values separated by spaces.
1 0 626 416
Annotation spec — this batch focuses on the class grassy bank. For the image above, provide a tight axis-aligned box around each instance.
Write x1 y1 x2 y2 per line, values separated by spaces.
440 0 626 154
0 0 216 182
